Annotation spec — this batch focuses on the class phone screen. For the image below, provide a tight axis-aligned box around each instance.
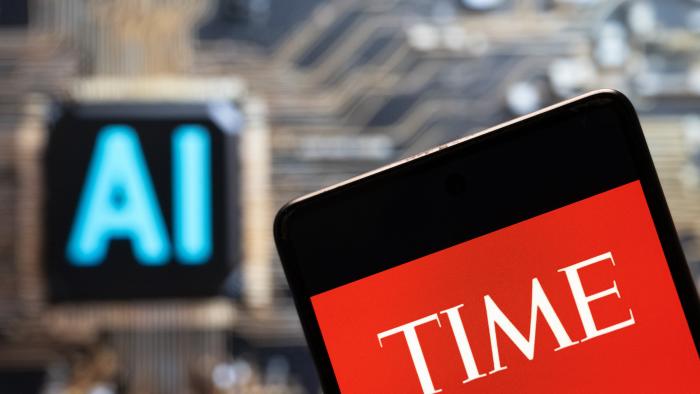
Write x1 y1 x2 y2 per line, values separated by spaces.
310 180 697 392
275 92 699 393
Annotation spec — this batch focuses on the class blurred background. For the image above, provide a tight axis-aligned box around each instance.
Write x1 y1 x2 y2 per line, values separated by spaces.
1 0 700 393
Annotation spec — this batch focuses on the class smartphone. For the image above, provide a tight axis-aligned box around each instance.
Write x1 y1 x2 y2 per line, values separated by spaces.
274 90 700 393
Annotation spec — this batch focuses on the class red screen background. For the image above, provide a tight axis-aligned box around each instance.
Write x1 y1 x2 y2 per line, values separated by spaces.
311 181 698 393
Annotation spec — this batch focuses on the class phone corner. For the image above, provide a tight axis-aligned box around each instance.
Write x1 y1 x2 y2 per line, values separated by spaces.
273 199 297 246
589 89 637 111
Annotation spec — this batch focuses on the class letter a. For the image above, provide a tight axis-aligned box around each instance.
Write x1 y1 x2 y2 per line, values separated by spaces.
66 125 170 266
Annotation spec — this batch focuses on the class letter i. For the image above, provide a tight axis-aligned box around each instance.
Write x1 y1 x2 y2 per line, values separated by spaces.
440 304 487 384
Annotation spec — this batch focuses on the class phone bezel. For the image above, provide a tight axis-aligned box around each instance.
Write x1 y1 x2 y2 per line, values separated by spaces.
274 90 700 393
